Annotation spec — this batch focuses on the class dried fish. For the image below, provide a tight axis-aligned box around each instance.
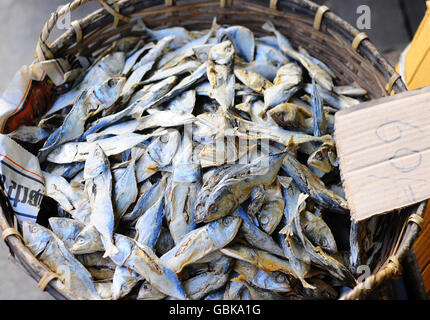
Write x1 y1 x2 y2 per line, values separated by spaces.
22 221 100 299
9 20 371 300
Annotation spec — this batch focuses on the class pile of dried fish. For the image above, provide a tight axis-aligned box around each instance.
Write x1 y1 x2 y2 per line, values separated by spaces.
11 19 376 300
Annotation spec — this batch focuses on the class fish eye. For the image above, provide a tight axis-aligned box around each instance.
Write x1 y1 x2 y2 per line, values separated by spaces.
315 152 323 161
321 239 328 247
208 204 218 214
223 217 232 226
160 135 169 143
77 237 85 244
107 79 116 87
31 226 38 233
260 215 269 225
275 273 286 283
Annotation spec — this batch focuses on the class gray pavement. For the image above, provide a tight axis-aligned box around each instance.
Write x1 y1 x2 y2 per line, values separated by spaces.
0 239 53 299
0 0 100 94
0 0 425 300
314 0 426 51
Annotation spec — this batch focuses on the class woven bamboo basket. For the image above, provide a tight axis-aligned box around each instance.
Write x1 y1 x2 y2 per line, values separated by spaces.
0 0 427 300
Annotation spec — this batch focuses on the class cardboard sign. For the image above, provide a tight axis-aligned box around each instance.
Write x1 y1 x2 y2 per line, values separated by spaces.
335 86 430 221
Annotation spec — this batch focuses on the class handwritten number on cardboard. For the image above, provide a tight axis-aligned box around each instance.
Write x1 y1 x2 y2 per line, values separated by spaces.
374 120 423 202
375 120 422 143
388 148 422 173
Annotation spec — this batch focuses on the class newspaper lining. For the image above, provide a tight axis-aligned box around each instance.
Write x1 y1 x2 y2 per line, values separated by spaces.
0 58 73 223
0 135 44 223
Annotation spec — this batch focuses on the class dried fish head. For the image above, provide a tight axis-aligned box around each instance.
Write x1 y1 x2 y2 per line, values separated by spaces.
70 225 104 255
93 77 126 108
208 40 235 65
22 221 51 256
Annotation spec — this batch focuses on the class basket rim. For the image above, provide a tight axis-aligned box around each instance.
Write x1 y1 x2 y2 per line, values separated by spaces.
35 0 407 94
